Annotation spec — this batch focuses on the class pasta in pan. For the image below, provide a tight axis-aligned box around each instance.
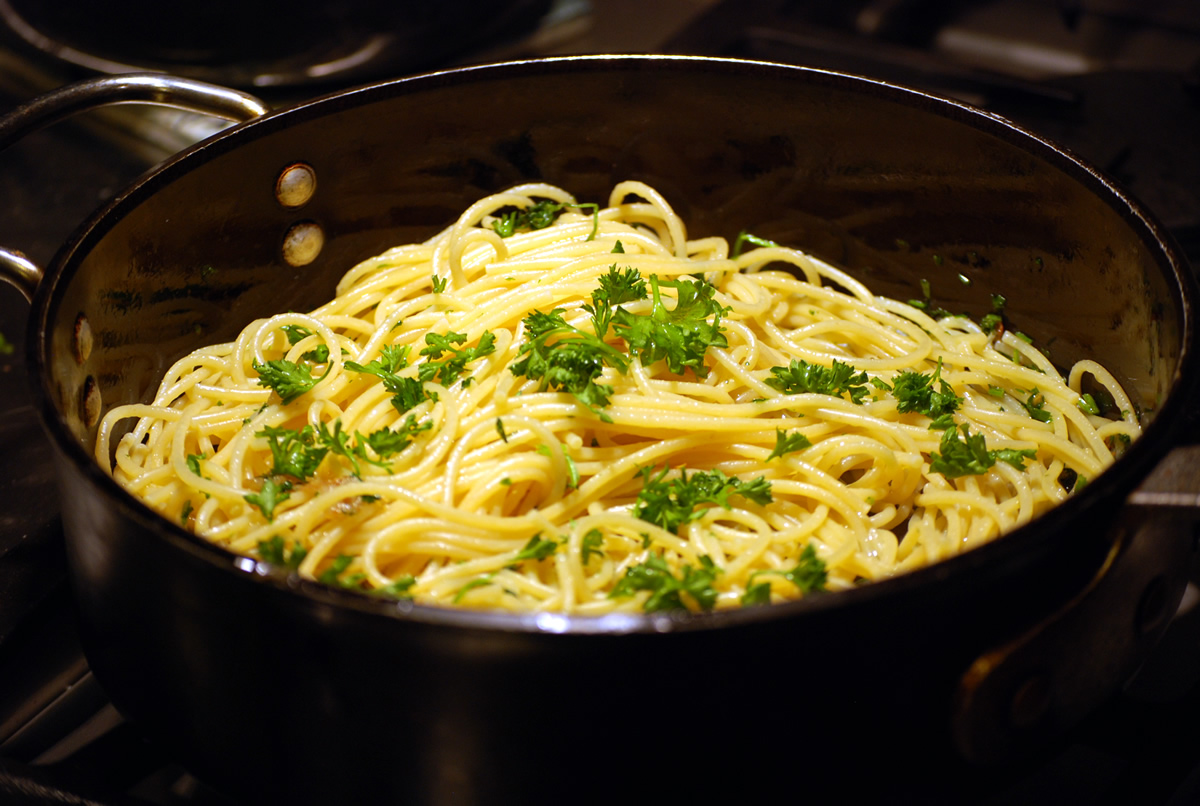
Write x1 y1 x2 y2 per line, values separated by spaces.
96 181 1139 614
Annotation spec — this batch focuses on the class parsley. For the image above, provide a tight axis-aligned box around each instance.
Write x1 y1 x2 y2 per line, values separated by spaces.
319 554 365 589
453 575 494 603
611 275 730 378
740 582 772 606
583 264 648 338
431 275 449 293
731 230 779 258
1077 393 1100 416
610 554 721 612
280 324 313 344
257 424 326 481
980 293 1007 335
496 418 509 443
345 345 434 414
581 529 604 565
186 453 206 476
253 358 328 405
633 465 773 534
1020 388 1052 423
418 331 496 386
766 428 811 460
301 345 329 363
885 358 961 422
1106 432 1132 457
180 500 193 525
244 477 292 520
511 307 627 418
492 200 600 240
930 424 1037 479
747 544 827 599
374 575 416 599
514 533 560 563
908 279 954 319
611 240 625 253
563 451 580 489
256 535 308 569
315 420 363 477
766 358 870 404
362 416 430 459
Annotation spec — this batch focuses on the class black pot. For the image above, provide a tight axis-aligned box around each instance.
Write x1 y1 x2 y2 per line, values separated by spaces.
1 56 1196 804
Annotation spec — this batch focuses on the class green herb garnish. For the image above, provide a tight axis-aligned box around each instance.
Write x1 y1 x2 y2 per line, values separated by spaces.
610 554 720 612
766 358 870 404
633 465 772 534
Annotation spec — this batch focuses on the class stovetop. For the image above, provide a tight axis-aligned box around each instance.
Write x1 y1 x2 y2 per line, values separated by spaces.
1 1 1199 803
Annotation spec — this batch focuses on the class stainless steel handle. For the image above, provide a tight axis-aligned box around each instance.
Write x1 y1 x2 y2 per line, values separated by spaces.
0 72 269 301
952 444 1200 763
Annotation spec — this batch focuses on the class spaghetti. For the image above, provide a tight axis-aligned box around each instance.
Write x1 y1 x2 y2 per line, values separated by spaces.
96 181 1139 614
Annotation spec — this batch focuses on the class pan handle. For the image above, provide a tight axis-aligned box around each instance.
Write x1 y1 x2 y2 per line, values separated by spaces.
952 444 1200 763
0 72 269 301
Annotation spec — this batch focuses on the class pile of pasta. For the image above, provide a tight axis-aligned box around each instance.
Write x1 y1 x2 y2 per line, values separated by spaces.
97 181 1139 614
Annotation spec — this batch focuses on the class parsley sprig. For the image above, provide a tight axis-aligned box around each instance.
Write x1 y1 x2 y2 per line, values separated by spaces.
256 535 308 569
610 554 721 612
418 331 496 387
633 465 773 534
742 544 828 604
930 424 1038 479
345 344 434 414
253 358 330 405
876 358 961 428
611 275 730 378
766 358 870 404
491 200 600 240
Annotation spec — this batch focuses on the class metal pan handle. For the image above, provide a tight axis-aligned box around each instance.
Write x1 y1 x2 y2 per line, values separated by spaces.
0 72 269 301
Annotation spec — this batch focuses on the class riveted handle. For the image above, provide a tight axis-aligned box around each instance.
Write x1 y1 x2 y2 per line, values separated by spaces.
0 72 269 301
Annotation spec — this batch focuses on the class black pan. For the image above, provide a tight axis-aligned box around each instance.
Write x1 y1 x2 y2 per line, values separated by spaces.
1 56 1197 804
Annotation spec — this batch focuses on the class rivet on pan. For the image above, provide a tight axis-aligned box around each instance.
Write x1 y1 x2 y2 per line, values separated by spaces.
275 163 316 208
73 312 93 364
81 375 101 429
281 221 324 267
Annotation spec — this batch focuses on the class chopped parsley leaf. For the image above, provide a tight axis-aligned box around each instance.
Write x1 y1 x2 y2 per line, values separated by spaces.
766 428 812 460
511 307 627 419
319 554 364 589
1021 388 1053 423
610 554 720 612
244 477 291 521
513 533 560 563
492 200 600 240
253 358 328 405
611 274 729 378
453 575 494 603
418 331 496 386
746 544 827 599
731 230 779 258
257 424 326 481
633 465 772 534
581 529 604 565
186 452 206 477
930 424 1037 479
766 358 870 404
374 575 416 599
256 535 308 569
886 358 961 421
